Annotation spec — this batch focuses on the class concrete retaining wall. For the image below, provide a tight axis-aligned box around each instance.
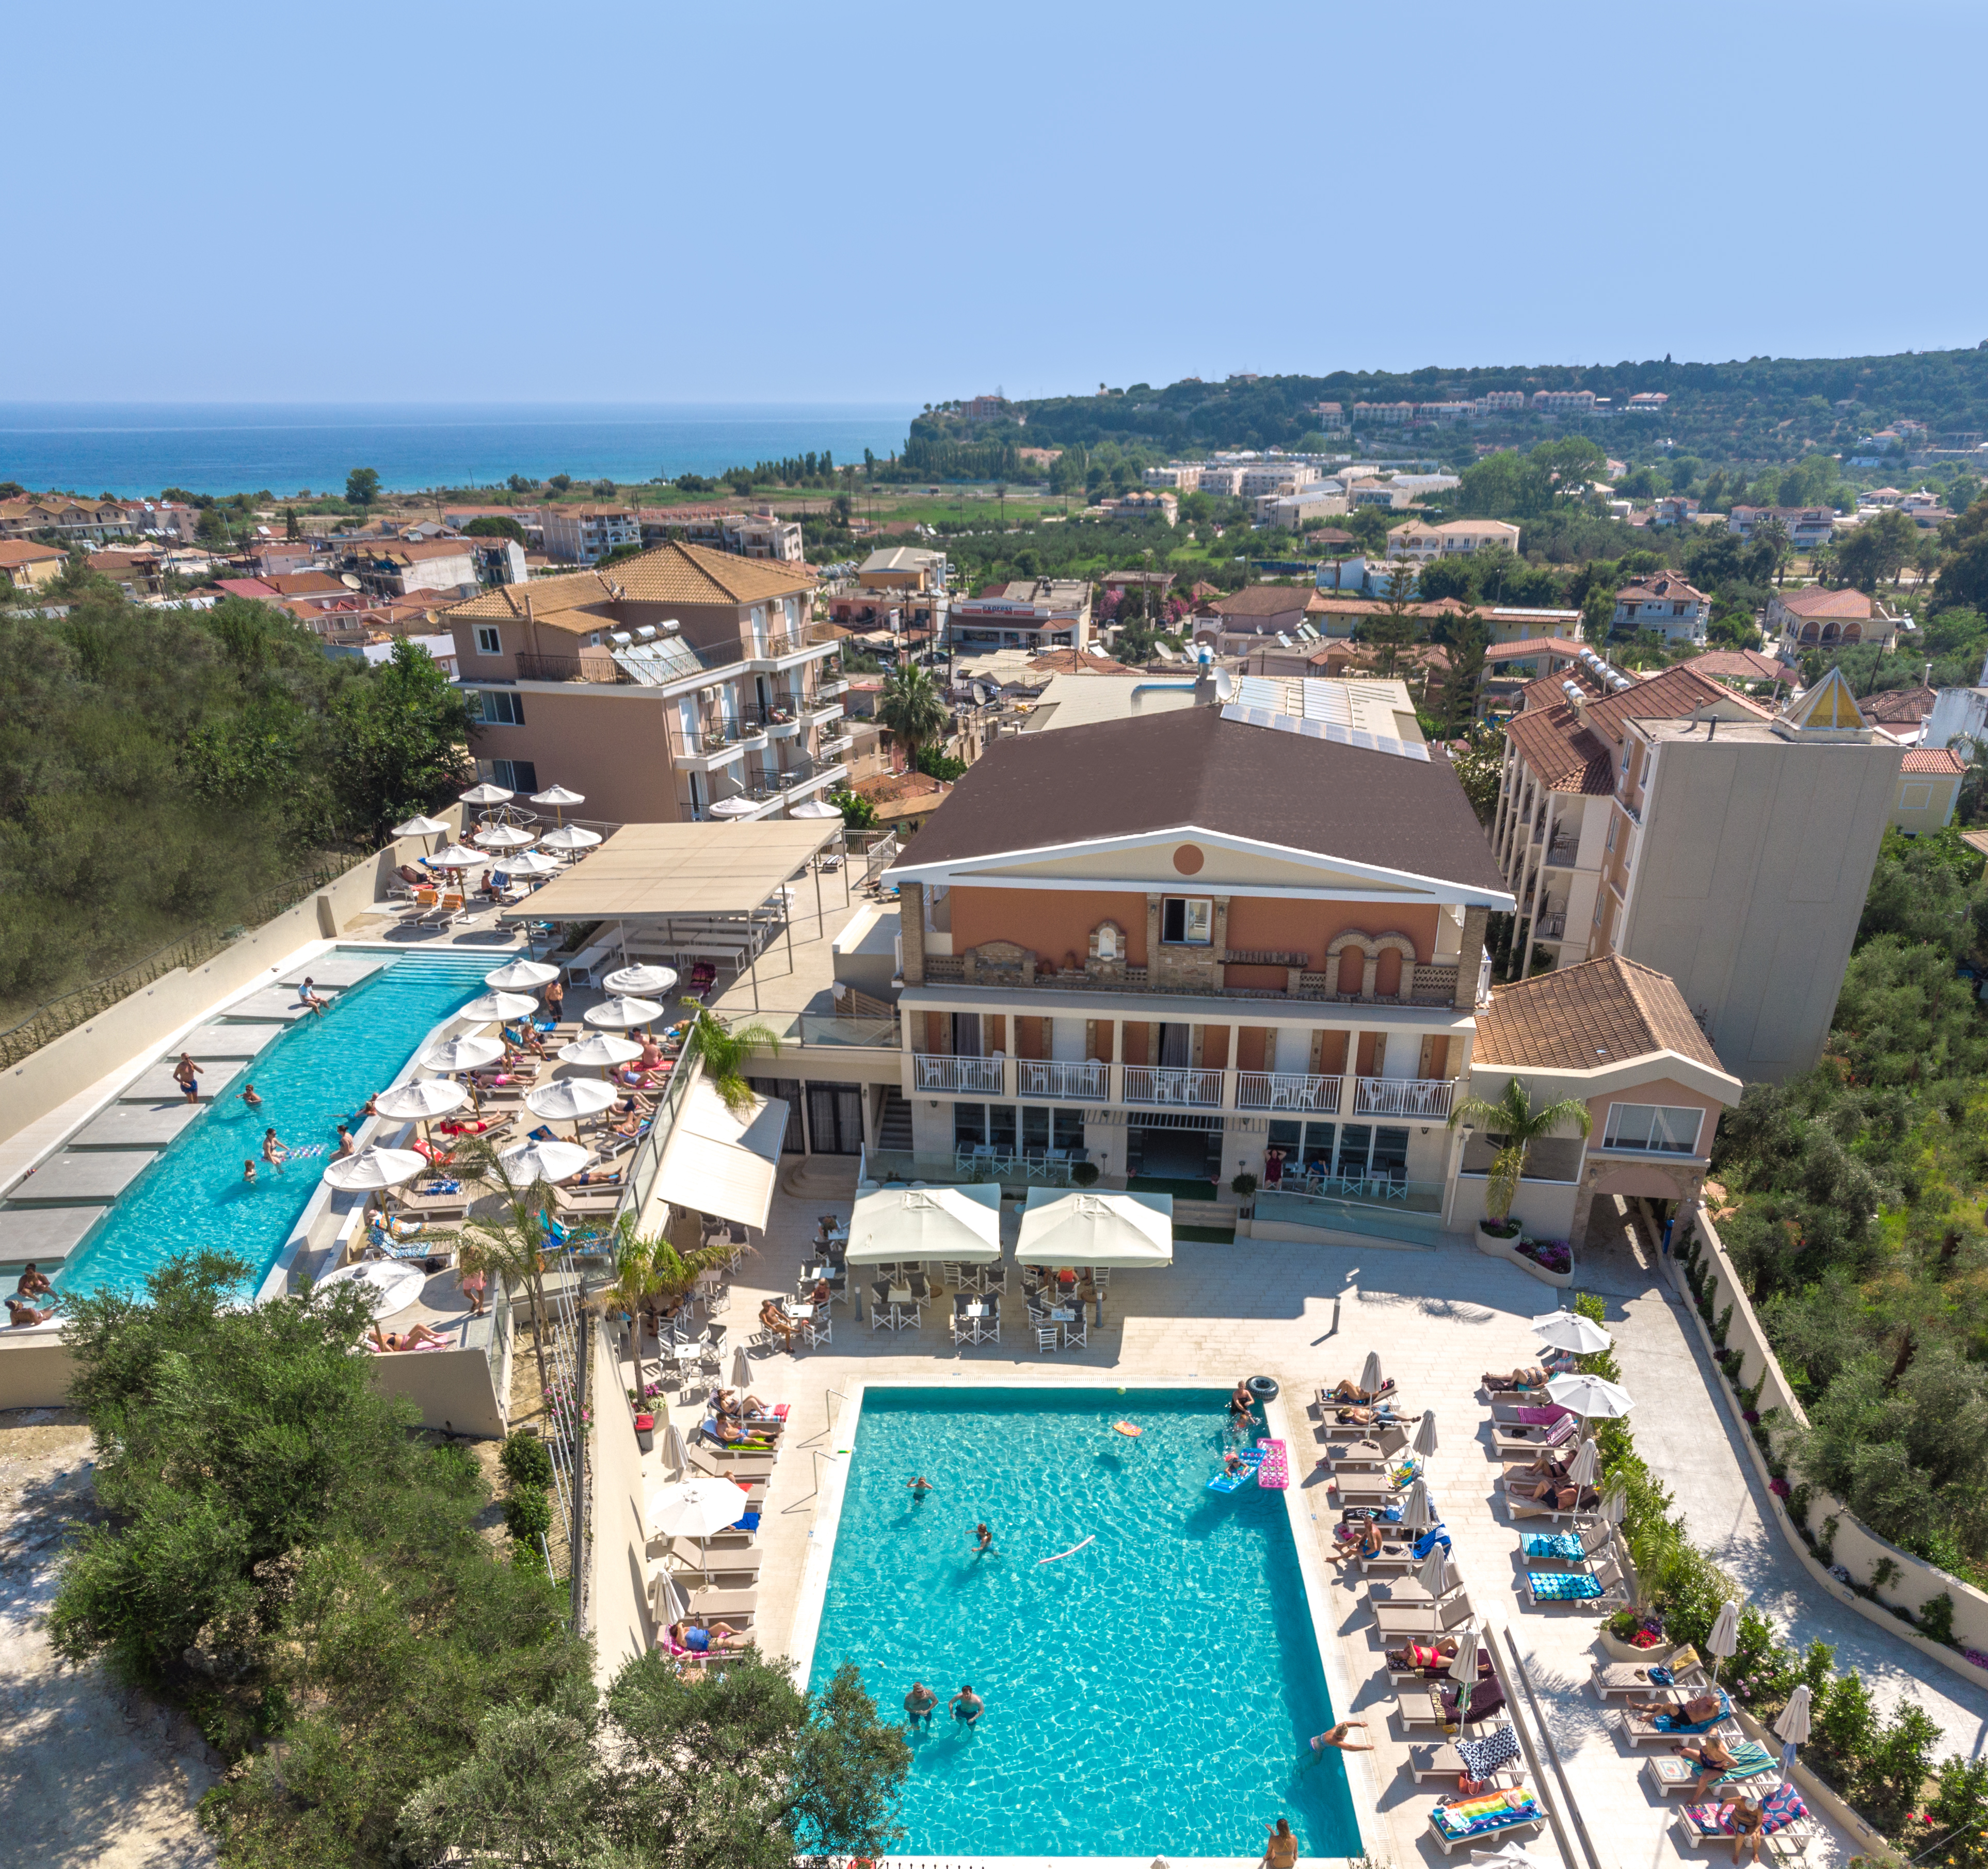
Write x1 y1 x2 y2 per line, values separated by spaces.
366 1344 507 1440
589 1323 653 1681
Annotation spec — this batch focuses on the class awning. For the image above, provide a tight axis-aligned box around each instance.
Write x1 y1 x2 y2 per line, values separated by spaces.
1014 1187 1173 1268
653 1076 789 1231
845 1183 1001 1264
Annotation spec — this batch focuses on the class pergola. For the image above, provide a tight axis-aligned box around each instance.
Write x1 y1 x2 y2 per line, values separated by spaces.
500 820 849 1009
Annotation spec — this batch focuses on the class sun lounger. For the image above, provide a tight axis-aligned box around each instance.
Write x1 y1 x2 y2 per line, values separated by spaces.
1644 1742 1777 1797
1425 1789 1546 1856
690 1451 773 1483
1315 1376 1399 1410
1520 1522 1613 1569
1407 1737 1524 1785
1318 1423 1410 1471
1591 1646 1703 1700
1370 1591 1476 1638
1622 1691 1736 1747
1357 1537 1424 1573
1524 1557 1628 1609
685 1585 758 1620
1675 1784 1810 1852
1398 1677 1509 1731
1489 1401 1572 1427
1335 1463 1420 1504
666 1539 763 1581
1386 1642 1495 1685
1505 1487 1600 1522
1490 1414 1580 1458
420 893 468 928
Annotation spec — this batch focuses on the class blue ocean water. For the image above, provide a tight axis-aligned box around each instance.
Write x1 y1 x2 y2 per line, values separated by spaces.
807 1387 1360 1860
0 402 917 498
53 951 492 1300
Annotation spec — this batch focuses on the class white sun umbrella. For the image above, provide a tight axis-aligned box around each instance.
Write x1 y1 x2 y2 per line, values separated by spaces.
584 996 665 1031
1413 1410 1439 1459
424 1034 505 1073
1447 1622 1483 1691
538 824 602 852
390 812 450 844
320 1145 428 1193
458 781 514 806
425 841 486 870
729 1345 752 1389
501 848 562 877
372 1077 470 1122
529 783 585 817
1706 1600 1740 1684
315 1258 428 1319
848 1183 1002 1264
1398 1476 1433 1533
1014 1187 1172 1268
498 1137 592 1185
1546 1372 1634 1419
1359 1350 1384 1396
654 1568 689 1628
484 958 563 991
603 963 678 997
648 1474 752 1581
524 1077 618 1127
461 990 540 1025
1775 1683 1813 1771
1531 1309 1613 1354
789 798 842 818
473 823 537 852
559 1033 643 1075
1565 1436 1600 1491
659 1420 689 1479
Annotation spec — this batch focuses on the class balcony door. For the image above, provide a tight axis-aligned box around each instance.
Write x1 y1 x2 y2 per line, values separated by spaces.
1158 1022 1191 1067
951 1012 983 1057
805 1083 864 1155
1051 1017 1086 1062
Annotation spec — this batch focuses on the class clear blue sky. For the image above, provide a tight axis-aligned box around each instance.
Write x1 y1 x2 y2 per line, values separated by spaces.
7 0 1984 406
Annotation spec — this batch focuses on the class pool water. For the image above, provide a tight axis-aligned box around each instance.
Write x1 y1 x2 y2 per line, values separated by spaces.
54 951 494 1299
807 1387 1361 1860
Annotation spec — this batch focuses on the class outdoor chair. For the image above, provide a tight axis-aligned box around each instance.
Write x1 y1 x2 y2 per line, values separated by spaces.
803 1315 831 1348
1061 1314 1087 1349
1033 1324 1061 1354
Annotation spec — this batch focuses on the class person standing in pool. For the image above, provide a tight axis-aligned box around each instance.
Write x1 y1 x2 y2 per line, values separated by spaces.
971 1523 993 1557
243 1161 257 1185
904 1682 937 1728
172 1054 203 1102
906 1476 936 1500
241 1083 263 1110
262 1128 290 1168
950 1684 983 1728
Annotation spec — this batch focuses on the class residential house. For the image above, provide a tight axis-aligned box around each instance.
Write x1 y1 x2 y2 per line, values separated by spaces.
1482 606 1584 645
1492 663 1901 1080
1626 393 1670 412
1101 569 1175 598
1479 638 1586 715
1890 747 1966 834
1728 506 1837 551
859 546 948 592
541 505 642 564
1193 585 1314 654
725 509 804 561
441 541 846 820
1861 683 1936 741
1478 391 1528 413
1677 649 1788 697
87 549 165 598
1310 404 1346 429
339 538 478 599
1386 519 1522 563
1108 490 1179 525
469 536 530 588
0 540 66 588
1611 573 1709 646
1765 586 1900 653
962 395 1013 423
948 578 1093 654
1651 496 1701 528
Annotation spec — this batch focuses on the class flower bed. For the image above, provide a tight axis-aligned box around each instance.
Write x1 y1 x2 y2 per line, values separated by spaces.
1473 1226 1574 1287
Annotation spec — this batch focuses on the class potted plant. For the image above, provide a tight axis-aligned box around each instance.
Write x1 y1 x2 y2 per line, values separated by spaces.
1449 1077 1594 1239
1598 1607 1672 1662
1070 1161 1101 1188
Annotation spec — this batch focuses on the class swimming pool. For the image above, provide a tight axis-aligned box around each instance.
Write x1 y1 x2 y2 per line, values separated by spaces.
53 950 494 1299
805 1386 1362 1860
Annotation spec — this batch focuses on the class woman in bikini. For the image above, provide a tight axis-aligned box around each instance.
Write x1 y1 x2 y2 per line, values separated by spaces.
1261 1817 1300 1869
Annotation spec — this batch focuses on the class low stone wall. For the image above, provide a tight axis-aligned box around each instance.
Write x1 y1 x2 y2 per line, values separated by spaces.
588 1323 653 1681
366 1344 507 1440
1678 1210 1988 1690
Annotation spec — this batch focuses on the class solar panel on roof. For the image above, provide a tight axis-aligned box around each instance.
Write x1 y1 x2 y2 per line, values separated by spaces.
1217 702 1430 761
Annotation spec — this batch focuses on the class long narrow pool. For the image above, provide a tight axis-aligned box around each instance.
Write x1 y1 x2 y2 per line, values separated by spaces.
54 950 494 1299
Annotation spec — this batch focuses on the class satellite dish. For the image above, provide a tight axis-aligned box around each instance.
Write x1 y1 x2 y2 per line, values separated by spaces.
1213 667 1237 702
341 572 362 590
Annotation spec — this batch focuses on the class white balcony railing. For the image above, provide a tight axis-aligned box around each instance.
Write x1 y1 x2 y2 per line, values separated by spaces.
1123 1065 1225 1108
1018 1059 1109 1101
1236 1071 1342 1114
913 1053 1003 1094
1352 1076 1456 1119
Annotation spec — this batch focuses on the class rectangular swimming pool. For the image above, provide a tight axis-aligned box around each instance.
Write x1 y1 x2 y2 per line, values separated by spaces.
804 1385 1362 1860
52 949 495 1300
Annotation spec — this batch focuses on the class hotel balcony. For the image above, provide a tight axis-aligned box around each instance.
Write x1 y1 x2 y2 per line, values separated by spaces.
1122 1064 1225 1109
1017 1059 1110 1101
1236 1070 1342 1115
817 674 850 699
913 1053 1004 1094
1351 1076 1456 1119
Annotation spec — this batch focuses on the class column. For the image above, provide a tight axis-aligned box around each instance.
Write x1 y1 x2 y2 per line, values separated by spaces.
899 881 926 986
1454 905 1489 1011
1223 1022 1240 1109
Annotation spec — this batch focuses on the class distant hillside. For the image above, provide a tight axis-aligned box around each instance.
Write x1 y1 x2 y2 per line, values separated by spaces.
950 346 1988 468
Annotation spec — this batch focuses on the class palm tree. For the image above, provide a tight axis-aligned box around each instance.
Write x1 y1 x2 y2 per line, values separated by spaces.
1753 515 1792 587
875 662 949 774
453 1140 562 1395
607 1211 734 1342
1448 1076 1594 1229
679 1003 782 1114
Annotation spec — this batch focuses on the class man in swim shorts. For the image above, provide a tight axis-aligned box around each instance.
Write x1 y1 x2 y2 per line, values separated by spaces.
1310 1720 1372 1753
241 1083 262 1109
950 1684 983 1727
172 1053 203 1102
904 1682 937 1727
906 1476 935 1499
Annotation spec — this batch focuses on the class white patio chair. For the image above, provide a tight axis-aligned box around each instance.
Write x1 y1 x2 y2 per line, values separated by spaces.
1033 1324 1061 1354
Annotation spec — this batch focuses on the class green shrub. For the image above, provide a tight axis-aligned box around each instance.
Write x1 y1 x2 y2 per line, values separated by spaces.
1919 1591 1957 1647
500 1430 553 1491
503 1484 553 1544
1714 1303 1735 1349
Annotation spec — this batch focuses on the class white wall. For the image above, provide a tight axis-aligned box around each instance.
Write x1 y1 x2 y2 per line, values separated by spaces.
589 1323 654 1682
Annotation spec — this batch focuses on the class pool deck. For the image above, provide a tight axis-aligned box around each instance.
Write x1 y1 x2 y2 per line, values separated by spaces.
616 1178 1984 1869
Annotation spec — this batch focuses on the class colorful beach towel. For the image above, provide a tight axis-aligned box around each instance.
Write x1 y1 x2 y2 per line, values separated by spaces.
1430 1790 1541 1841
1684 1785 1805 1837
1255 1438 1289 1489
1521 1531 1586 1560
1528 1569 1605 1601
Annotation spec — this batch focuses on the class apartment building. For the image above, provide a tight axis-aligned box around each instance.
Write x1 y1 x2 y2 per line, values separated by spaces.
1479 391 1528 413
0 495 139 541
1237 463 1319 498
1765 585 1901 653
948 578 1093 653
541 504 642 563
1262 488 1346 530
1728 505 1837 550
339 537 479 598
441 540 848 822
0 540 66 588
1491 659 1901 1080
858 546 948 592
1353 402 1417 426
1386 519 1521 562
1531 390 1599 414
1107 490 1179 525
1344 479 1417 510
1197 466 1246 496
1611 572 1709 645
1144 464 1204 490
1652 496 1702 528
1626 393 1669 411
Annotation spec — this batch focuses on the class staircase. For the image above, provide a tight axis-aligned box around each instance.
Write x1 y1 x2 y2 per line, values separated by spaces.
876 1087 913 1151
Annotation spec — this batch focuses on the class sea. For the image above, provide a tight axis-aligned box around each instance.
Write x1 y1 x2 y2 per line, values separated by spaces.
0 402 919 498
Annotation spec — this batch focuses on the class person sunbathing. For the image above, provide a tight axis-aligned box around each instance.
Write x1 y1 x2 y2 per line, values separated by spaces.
759 1298 799 1350
371 1323 448 1352
1325 1378 1384 1405
716 1388 767 1420
6 1297 54 1328
1680 1733 1740 1796
709 1414 767 1448
1485 1365 1550 1390
1329 1519 1386 1565
1627 1690 1722 1723
1507 1460 1572 1501
502 1022 547 1057
568 1166 621 1187
671 1619 749 1654
1386 1636 1461 1673
611 1109 650 1139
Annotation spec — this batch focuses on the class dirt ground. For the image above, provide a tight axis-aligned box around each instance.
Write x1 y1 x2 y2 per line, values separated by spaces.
0 1407 219 1869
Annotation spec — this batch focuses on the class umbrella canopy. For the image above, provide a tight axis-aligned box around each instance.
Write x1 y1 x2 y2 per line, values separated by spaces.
708 796 759 818
648 1475 751 1541
1413 1411 1439 1459
1600 1480 1628 1527
423 1034 505 1073
1565 1437 1600 1489
538 824 602 852
1531 1309 1613 1354
659 1421 688 1480
789 798 842 818
525 1077 619 1123
461 990 540 1024
559 1033 643 1069
730 1345 752 1389
372 1077 469 1121
484 959 563 990
315 1259 428 1318
498 1138 593 1185
584 995 665 1031
320 1145 428 1192
425 842 486 869
458 781 514 805
1416 1543 1455 1600
1014 1187 1172 1268
1775 1684 1813 1747
500 847 562 877
473 824 537 852
530 784 585 808
1546 1372 1635 1419
847 1183 1002 1264
1398 1477 1433 1532
1359 1350 1383 1395
390 813 450 837
653 1569 689 1626
1447 1623 1482 1690
1707 1600 1740 1659
603 963 678 997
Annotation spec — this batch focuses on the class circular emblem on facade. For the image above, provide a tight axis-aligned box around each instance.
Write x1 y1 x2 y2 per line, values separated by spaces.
1173 843 1205 875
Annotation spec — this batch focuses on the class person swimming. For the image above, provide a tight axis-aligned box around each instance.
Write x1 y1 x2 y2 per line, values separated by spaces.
971 1522 993 1556
240 1083 262 1109
243 1161 256 1184
906 1476 936 1499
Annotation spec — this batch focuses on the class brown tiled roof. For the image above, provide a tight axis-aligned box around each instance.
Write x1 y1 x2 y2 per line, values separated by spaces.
1505 664 1771 794
1474 955 1723 1073
1680 649 1784 682
1210 585 1315 618
1901 748 1967 774
0 540 66 567
1863 685 1935 724
1615 572 1708 606
444 540 812 623
264 570 347 595
1028 649 1132 673
1774 586 1873 619
1484 636 1584 663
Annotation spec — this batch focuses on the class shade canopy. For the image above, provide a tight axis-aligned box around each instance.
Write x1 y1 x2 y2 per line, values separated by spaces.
708 796 758 817
603 964 678 997
538 824 602 852
497 1138 594 1185
458 781 514 804
559 1033 643 1069
316 1259 427 1318
1774 1684 1813 1745
846 1183 1002 1264
426 843 485 869
789 798 842 818
530 784 585 807
501 819 841 923
371 1078 469 1121
648 1475 751 1541
652 1076 788 1231
424 1034 505 1072
390 813 450 837
320 1145 428 1192
1546 1372 1634 1420
473 824 538 852
461 990 540 1024
484 959 563 990
500 848 562 877
1532 1309 1613 1354
525 1077 619 1122
583 995 665 1030
1014 1187 1173 1268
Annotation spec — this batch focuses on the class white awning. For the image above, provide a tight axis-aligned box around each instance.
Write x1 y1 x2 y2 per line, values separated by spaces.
653 1076 789 1231
1014 1187 1173 1268
845 1183 1002 1264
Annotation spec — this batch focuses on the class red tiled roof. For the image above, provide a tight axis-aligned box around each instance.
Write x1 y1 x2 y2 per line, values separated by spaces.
1862 685 1936 724
1505 663 1771 794
1484 637 1584 663
1901 748 1967 775
1474 954 1726 1074
1774 586 1873 619
1680 649 1784 682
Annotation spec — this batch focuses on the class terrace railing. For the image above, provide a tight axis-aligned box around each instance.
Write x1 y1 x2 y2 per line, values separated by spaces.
1017 1059 1109 1100
912 1053 1003 1094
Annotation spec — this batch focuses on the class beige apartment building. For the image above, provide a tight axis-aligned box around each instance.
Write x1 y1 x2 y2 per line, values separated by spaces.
441 541 854 824
1386 519 1521 562
1492 659 1901 1081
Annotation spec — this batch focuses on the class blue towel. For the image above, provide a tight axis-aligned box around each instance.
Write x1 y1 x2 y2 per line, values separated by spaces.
1528 1570 1604 1601
1522 1532 1586 1560
732 1511 760 1531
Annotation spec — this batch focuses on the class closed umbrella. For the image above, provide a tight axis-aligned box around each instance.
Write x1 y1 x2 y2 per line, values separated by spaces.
559 1033 643 1075
484 959 563 991
1359 1350 1383 1395
498 1138 592 1185
1447 1622 1482 1691
1565 1437 1600 1490
648 1475 751 1581
1398 1477 1433 1533
1546 1372 1634 1420
584 996 665 1032
461 990 540 1025
1600 1479 1629 1527
473 823 537 852
1531 1309 1613 1354
539 824 602 853
320 1145 427 1193
423 1034 504 1073
1775 1683 1812 1772
654 1568 689 1627
603 964 678 997
1415 1542 1455 1601
525 1077 618 1131
1706 1600 1740 1684
659 1420 688 1479
730 1345 752 1389
1413 1410 1439 1459
458 781 514 806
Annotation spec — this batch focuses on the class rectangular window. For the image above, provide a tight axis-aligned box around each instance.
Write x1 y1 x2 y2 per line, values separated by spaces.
482 758 539 793
1603 1103 1704 1156
953 1103 987 1149
474 624 502 655
1606 815 1617 852
476 689 525 727
1161 896 1213 945
1900 784 1932 809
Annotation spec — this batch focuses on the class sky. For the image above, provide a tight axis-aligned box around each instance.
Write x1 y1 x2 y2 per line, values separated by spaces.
7 0 1986 407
